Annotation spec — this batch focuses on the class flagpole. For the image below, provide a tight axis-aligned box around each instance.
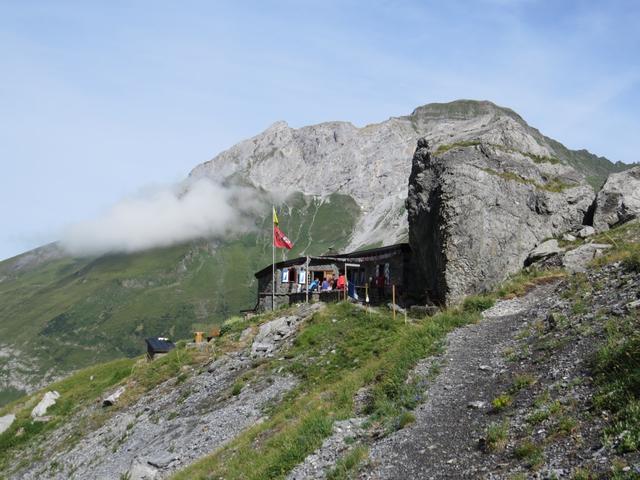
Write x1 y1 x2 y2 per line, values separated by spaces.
272 205 275 311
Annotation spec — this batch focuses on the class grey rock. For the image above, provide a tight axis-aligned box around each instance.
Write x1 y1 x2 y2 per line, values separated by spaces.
563 243 612 273
147 454 178 469
354 387 373 415
626 299 640 311
467 401 487 409
577 225 596 238
0 414 15 435
526 239 564 264
128 459 158 480
251 304 323 357
593 166 640 231
562 233 577 242
31 391 60 419
103 386 126 407
387 303 406 314
406 139 593 304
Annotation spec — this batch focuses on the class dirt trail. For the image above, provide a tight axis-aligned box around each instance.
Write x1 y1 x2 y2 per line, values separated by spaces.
362 285 556 479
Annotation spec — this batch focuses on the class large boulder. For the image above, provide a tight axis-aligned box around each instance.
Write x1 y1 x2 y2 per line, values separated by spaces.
593 166 640 231
526 239 564 265
407 139 594 304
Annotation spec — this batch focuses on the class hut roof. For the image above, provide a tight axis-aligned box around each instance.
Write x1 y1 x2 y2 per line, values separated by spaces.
254 243 410 278
145 337 176 354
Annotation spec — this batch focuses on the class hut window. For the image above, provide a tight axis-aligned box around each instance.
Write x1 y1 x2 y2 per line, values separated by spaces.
281 269 290 283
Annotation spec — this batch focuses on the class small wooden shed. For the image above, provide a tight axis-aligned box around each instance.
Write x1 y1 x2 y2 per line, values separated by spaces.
144 337 175 360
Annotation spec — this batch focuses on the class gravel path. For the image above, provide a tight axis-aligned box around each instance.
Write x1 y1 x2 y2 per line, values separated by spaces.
361 285 555 479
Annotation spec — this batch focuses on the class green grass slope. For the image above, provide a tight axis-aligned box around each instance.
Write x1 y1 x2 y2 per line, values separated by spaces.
0 192 361 405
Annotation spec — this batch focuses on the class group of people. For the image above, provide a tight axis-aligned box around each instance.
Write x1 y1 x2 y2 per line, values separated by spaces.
308 274 346 292
307 272 387 300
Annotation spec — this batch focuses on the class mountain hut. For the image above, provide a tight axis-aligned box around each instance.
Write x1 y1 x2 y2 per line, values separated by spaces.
253 243 412 311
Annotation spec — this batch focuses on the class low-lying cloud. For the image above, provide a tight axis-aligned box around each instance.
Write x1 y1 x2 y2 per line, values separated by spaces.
62 178 260 256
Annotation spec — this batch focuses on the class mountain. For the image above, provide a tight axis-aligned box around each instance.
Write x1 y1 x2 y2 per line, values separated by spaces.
190 100 629 250
2 218 639 479
0 100 633 404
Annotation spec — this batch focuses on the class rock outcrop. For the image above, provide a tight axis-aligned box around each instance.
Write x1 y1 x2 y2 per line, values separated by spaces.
407 139 593 304
526 239 564 265
562 243 612 273
30 391 60 419
0 414 15 435
592 166 640 231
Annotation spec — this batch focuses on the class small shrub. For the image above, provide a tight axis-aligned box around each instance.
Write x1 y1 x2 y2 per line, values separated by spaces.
548 400 563 416
526 409 550 425
396 412 416 430
326 445 368 480
485 421 509 452
462 295 495 313
571 467 594 480
514 439 543 468
231 381 243 396
622 250 640 273
220 316 244 336
554 416 578 436
492 394 513 411
572 300 587 315
510 374 536 393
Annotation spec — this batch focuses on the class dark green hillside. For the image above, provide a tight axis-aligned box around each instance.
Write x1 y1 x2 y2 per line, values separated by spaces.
0 192 360 405
544 137 636 190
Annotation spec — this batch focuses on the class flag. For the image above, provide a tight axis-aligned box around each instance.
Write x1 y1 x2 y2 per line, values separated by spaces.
272 206 279 226
274 225 294 249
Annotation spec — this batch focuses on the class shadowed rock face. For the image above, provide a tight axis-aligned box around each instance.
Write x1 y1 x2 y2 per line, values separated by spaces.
593 166 640 231
407 139 594 305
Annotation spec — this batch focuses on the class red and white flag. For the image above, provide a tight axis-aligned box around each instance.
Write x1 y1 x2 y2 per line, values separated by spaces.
273 225 293 250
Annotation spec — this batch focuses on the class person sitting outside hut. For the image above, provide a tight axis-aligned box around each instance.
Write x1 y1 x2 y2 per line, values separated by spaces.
321 277 331 291
308 279 319 292
337 274 346 291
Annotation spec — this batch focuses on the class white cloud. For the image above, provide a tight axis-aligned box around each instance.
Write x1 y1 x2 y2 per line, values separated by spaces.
61 178 259 256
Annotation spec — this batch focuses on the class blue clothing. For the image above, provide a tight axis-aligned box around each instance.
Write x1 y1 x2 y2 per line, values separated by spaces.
348 282 358 300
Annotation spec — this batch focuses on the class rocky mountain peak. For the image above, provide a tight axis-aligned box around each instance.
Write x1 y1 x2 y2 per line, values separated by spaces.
190 100 616 251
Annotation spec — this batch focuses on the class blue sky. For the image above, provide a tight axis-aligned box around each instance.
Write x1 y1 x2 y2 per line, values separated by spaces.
1 0 639 260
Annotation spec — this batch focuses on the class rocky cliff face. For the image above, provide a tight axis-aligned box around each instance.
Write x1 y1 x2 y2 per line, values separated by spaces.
592 165 640 231
407 139 593 304
190 100 620 251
